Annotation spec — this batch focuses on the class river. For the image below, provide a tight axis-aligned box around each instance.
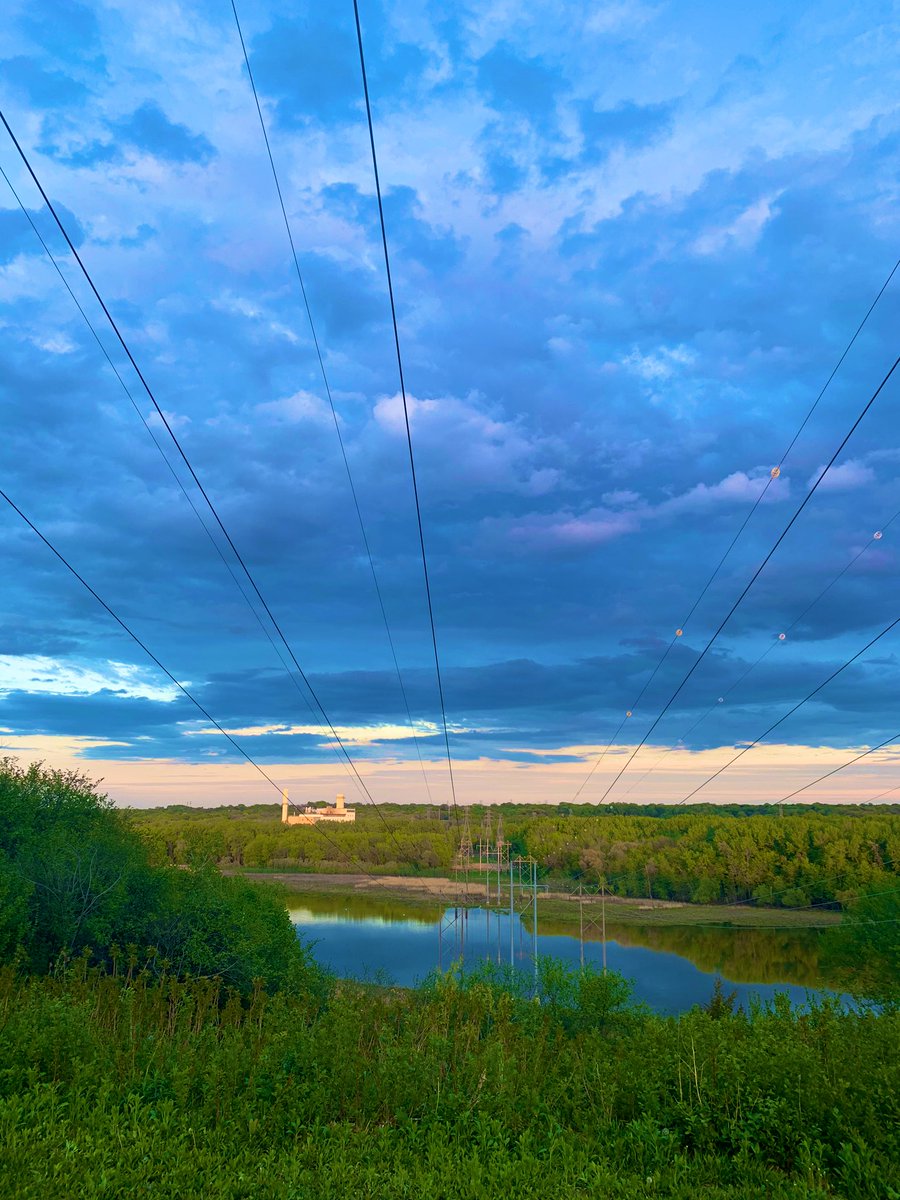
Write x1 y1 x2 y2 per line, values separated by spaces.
287 890 842 1014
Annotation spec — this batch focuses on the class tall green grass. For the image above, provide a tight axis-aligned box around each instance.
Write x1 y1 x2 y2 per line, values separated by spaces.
0 957 896 1199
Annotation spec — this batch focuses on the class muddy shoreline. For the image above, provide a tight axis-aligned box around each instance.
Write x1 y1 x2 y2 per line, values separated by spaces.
232 871 840 928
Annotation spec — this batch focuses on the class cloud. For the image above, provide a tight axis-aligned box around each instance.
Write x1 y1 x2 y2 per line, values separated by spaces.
584 3 657 35
498 508 639 550
248 13 428 130
111 102 215 165
623 344 696 381
0 56 87 105
45 103 216 170
33 334 76 355
809 459 876 492
1 0 899 799
579 100 675 163
0 655 179 702
477 42 561 132
184 719 439 746
372 391 562 496
146 409 191 433
256 391 333 427
489 467 788 552
658 470 786 516
692 194 780 255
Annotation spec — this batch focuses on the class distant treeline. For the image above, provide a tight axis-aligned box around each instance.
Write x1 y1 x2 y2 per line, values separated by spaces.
131 801 899 909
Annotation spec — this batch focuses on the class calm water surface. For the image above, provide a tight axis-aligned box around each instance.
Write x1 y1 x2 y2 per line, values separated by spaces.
288 893 841 1014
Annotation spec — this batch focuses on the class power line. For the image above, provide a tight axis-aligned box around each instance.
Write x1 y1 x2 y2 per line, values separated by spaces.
717 869 897 915
0 109 404 846
861 782 900 805
673 614 900 804
229 0 434 807
0 486 387 879
771 730 900 806
680 255 900 629
0 161 370 814
352 0 460 827
0 155 407 853
621 508 900 801
593 353 900 803
572 258 900 802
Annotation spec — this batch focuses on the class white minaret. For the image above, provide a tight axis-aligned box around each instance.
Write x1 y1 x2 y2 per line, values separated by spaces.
335 793 345 812
281 789 289 823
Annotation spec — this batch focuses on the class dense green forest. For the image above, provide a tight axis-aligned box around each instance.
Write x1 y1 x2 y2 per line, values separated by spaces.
131 800 899 909
2 760 898 1198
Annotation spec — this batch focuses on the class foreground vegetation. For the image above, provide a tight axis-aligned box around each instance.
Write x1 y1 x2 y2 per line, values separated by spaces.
0 759 317 993
133 799 899 910
1 760 898 1198
2 957 898 1199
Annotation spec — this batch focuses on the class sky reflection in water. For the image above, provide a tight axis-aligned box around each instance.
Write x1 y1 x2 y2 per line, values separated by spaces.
290 899 839 1014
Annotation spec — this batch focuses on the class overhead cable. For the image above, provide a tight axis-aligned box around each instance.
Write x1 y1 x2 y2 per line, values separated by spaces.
673 614 900 804
352 0 460 823
573 256 900 802
0 110 402 845
862 782 900 805
622 507 900 801
594 353 900 802
772 730 900 806
0 487 387 879
0 162 370 812
229 0 434 806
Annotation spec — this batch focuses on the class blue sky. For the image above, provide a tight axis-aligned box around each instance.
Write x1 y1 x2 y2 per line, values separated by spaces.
1 0 899 807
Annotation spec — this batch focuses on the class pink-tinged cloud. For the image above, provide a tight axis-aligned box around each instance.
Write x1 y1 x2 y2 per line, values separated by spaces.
491 506 640 551
658 469 786 516
484 467 785 552
549 513 641 545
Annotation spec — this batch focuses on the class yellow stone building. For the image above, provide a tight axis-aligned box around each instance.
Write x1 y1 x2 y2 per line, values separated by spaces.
280 791 356 825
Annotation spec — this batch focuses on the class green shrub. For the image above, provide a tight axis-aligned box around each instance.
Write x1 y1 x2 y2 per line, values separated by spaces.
0 759 321 995
0 964 896 1199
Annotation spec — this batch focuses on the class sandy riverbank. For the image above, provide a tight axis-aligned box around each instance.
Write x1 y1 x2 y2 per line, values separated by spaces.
235 871 840 928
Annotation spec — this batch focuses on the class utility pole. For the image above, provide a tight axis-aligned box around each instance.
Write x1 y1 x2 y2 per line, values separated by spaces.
478 810 492 871
601 882 607 974
508 855 540 992
495 814 506 905
438 902 459 972
531 857 538 991
579 884 584 969
575 879 608 973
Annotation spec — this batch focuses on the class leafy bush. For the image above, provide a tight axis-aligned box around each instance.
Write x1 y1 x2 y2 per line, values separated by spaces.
0 759 321 995
0 962 896 1198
